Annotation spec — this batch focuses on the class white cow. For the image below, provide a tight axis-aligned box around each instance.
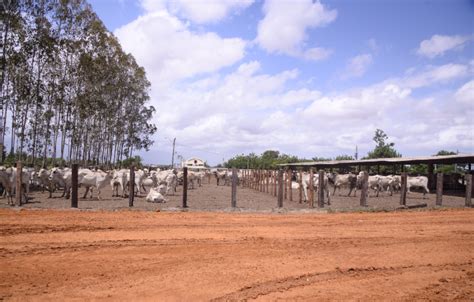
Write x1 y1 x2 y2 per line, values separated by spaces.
141 174 158 193
214 170 229 186
407 176 429 196
356 172 382 197
111 169 128 197
165 173 177 195
80 170 114 200
327 173 357 196
146 186 166 203
0 166 32 204
49 167 73 199
299 172 331 205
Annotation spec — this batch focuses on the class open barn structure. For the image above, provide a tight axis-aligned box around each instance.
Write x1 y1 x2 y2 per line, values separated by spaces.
279 154 474 190
268 154 474 208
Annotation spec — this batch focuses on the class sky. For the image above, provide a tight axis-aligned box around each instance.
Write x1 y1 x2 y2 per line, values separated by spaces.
89 0 474 166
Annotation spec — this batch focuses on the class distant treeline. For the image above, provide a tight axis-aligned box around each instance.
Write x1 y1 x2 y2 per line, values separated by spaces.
223 130 463 174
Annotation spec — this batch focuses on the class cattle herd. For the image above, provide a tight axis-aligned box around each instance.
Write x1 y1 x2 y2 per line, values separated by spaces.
0 166 216 205
0 165 431 206
216 169 430 204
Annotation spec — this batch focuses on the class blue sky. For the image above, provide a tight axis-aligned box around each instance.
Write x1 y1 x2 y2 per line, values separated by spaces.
89 0 473 166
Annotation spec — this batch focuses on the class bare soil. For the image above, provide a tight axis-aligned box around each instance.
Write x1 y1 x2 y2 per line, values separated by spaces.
0 177 469 211
0 208 473 301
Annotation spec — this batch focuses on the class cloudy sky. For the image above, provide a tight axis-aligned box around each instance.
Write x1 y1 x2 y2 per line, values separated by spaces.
89 0 474 166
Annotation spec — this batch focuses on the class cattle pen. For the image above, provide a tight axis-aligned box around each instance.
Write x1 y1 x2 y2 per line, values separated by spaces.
1 154 473 212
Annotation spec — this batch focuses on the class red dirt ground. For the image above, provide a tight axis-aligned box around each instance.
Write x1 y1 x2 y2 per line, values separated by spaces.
1 208 473 301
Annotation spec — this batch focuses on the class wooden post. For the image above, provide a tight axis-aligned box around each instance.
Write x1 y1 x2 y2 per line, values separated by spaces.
129 165 135 207
318 170 324 208
465 174 472 207
427 164 435 191
360 171 368 207
231 168 237 208
243 169 246 187
309 168 314 208
260 170 264 192
254 170 257 190
15 161 22 206
400 172 407 206
288 169 293 202
71 163 78 208
298 169 303 203
277 169 283 208
182 167 188 208
273 171 277 196
266 170 269 193
436 172 443 206
284 169 288 200
257 170 260 191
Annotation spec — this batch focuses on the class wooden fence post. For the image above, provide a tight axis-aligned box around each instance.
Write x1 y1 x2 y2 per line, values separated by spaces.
71 163 78 208
129 165 135 207
15 161 22 206
436 172 443 206
277 169 283 208
465 174 472 207
284 169 288 200
298 169 303 203
360 171 368 207
288 169 293 202
273 171 277 196
318 170 325 208
309 168 314 208
231 168 237 208
400 172 407 206
182 167 188 208
266 170 269 193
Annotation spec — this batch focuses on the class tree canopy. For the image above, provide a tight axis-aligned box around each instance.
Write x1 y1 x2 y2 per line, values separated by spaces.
365 129 401 159
0 0 156 167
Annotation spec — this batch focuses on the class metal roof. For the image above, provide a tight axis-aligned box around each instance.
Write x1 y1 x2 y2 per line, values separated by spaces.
279 154 474 168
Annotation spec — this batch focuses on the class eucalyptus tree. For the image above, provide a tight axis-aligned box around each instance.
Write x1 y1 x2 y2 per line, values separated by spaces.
1 0 156 167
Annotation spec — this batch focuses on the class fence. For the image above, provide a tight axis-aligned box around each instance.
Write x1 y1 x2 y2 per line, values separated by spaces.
5 163 473 210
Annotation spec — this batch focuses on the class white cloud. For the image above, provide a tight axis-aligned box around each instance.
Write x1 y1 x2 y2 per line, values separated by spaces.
341 54 373 79
140 0 254 24
114 4 472 164
417 34 471 58
114 10 246 88
402 63 469 88
455 80 474 105
147 60 473 165
255 0 336 60
302 47 332 61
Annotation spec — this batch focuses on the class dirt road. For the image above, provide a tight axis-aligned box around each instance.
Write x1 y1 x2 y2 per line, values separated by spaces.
1 209 473 301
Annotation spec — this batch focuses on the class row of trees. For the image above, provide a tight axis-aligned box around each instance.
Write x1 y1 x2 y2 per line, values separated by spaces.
223 129 462 174
0 0 156 168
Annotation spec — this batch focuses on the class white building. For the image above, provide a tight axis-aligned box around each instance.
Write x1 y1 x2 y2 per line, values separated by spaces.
182 157 207 169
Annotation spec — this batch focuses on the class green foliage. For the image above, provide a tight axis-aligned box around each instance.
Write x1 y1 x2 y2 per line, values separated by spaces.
434 150 458 174
311 156 331 161
435 150 457 156
365 129 401 159
335 155 354 161
119 156 143 169
407 164 428 175
1 0 156 167
224 150 301 169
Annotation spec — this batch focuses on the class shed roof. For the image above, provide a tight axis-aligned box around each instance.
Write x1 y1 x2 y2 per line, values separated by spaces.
279 154 474 168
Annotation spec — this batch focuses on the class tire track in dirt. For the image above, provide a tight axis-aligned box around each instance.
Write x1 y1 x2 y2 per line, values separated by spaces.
210 261 474 302
0 224 115 236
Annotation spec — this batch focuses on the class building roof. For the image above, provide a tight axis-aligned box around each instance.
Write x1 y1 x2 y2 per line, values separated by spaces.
279 154 474 168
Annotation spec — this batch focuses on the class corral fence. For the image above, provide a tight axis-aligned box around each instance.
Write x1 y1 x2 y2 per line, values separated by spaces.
8 154 474 210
